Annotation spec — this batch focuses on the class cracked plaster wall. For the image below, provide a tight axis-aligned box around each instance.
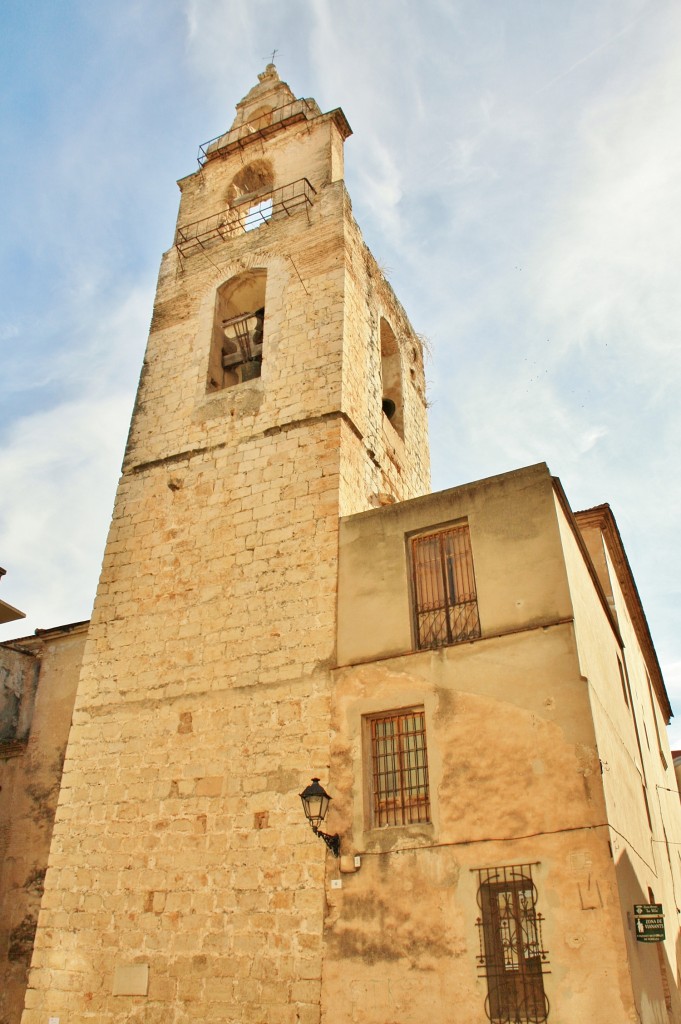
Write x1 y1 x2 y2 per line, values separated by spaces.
0 627 86 1024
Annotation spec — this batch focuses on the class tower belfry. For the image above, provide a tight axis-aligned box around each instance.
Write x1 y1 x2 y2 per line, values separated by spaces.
21 67 430 1023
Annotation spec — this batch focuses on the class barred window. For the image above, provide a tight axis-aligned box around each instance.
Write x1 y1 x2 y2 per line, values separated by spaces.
475 864 550 1023
368 708 430 827
411 523 481 649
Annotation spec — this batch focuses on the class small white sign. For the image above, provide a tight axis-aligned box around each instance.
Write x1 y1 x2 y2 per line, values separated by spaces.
49 1018 60 1023
331 878 343 889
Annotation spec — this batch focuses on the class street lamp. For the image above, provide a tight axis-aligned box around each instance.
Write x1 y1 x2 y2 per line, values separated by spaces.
299 778 340 857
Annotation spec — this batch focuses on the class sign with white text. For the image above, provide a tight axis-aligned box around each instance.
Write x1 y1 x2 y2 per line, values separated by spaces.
634 904 665 942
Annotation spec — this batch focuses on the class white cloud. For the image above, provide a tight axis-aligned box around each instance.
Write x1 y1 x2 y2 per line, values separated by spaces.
1 0 680 728
354 140 404 239
0 284 151 637
0 394 129 634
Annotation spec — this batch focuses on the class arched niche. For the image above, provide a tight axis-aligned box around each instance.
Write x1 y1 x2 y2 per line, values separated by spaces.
227 160 275 232
380 318 404 438
207 269 267 391
248 105 274 128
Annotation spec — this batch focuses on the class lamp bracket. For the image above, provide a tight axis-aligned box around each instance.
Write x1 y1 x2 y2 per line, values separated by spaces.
313 826 341 858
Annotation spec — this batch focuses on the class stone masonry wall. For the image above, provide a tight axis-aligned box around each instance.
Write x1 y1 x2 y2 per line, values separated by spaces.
21 87 432 1024
338 195 430 515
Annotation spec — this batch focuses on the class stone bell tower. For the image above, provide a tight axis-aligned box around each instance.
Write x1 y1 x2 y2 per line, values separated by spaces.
22 66 429 1024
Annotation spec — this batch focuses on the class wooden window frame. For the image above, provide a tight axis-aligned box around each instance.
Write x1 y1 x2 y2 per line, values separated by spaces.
410 521 481 650
365 707 430 828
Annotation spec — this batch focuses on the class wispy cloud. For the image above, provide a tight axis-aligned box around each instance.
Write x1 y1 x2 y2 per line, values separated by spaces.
1 0 680 739
0 284 151 635
537 10 652 95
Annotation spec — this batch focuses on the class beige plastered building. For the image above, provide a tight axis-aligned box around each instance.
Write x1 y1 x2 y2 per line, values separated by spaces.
2 65 681 1024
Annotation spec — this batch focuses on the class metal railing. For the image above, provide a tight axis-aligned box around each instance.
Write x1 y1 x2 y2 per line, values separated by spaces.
475 864 550 1024
198 99 317 165
175 178 316 259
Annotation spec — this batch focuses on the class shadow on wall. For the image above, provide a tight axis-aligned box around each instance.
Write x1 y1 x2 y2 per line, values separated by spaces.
614 847 679 1021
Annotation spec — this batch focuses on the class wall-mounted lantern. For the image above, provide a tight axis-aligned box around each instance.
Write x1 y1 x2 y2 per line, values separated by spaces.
299 777 340 857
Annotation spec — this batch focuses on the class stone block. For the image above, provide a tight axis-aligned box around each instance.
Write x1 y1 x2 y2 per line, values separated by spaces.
112 963 149 996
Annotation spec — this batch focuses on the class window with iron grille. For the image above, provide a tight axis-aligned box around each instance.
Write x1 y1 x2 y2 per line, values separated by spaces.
475 864 550 1024
411 523 481 649
367 708 430 827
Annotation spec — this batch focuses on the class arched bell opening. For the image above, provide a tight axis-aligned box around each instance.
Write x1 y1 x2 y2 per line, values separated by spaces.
207 270 267 391
380 318 404 439
228 160 275 233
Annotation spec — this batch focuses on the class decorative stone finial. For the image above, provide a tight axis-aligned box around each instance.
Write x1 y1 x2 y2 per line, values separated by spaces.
258 64 279 84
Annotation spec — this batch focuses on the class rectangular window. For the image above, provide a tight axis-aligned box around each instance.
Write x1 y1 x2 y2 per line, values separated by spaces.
367 708 430 827
411 523 481 649
475 864 549 1023
617 655 629 709
642 783 653 832
647 671 668 770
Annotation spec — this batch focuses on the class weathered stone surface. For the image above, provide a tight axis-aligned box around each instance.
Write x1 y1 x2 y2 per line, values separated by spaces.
0 625 87 1024
17 68 428 1024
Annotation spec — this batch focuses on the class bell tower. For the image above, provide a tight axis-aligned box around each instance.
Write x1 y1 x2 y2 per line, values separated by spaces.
22 66 429 1024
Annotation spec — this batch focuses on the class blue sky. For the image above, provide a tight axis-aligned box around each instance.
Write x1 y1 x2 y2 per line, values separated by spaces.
2 0 680 740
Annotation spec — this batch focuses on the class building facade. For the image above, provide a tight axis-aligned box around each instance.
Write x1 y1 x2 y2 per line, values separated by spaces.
328 464 681 1024
2 66 680 1024
0 623 87 1024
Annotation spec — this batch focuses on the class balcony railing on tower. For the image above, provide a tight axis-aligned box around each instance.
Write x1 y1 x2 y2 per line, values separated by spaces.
198 99 318 165
175 178 317 259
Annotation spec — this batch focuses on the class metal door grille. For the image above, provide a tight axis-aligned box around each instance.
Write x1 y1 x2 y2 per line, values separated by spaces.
475 864 550 1023
369 709 430 827
411 524 481 649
